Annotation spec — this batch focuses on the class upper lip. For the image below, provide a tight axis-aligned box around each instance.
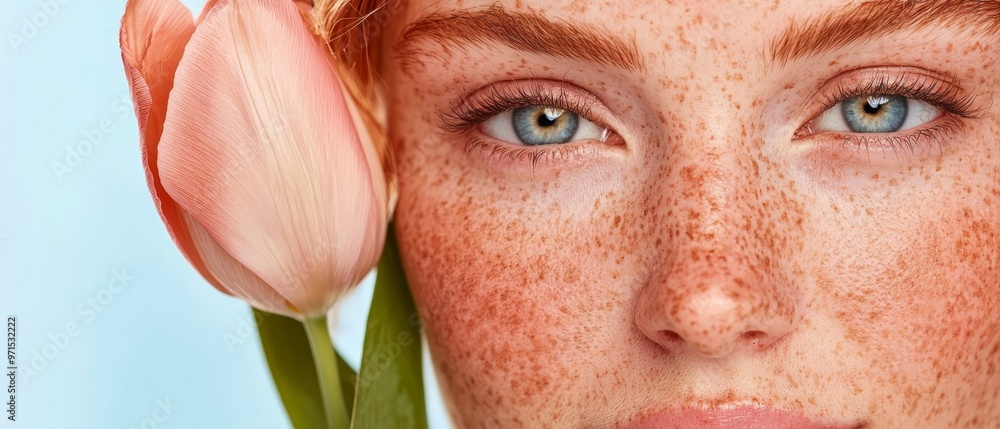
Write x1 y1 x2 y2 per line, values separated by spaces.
619 403 865 429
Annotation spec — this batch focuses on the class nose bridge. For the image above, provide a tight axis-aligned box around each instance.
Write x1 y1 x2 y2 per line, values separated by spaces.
665 87 755 218
669 120 747 252
636 118 799 358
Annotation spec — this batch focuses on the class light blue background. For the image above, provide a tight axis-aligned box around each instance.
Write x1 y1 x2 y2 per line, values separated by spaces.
0 1 449 428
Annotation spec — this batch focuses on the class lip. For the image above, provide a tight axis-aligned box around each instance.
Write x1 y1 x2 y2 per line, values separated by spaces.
622 405 863 429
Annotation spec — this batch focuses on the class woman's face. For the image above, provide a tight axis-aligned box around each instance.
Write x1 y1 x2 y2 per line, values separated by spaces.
382 0 1000 427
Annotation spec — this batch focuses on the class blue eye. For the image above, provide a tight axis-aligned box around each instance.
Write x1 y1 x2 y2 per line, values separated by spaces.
842 95 908 132
481 105 607 146
512 106 579 145
812 94 942 134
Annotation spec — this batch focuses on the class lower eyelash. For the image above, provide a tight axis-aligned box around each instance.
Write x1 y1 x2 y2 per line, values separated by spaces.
832 119 964 159
465 137 575 173
463 134 625 175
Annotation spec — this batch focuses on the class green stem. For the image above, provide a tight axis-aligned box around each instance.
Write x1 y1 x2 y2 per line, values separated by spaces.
303 316 349 429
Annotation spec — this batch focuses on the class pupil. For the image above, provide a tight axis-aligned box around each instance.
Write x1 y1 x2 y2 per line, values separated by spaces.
863 103 881 115
537 114 556 127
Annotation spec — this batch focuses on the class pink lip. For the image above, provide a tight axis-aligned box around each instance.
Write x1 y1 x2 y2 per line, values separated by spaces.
623 405 863 429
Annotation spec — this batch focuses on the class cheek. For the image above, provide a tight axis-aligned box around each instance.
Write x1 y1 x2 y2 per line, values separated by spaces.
813 169 1000 424
392 129 646 422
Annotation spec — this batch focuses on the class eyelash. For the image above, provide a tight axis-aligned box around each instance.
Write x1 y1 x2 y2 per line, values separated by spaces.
442 82 600 131
799 71 984 154
826 73 979 117
441 81 615 171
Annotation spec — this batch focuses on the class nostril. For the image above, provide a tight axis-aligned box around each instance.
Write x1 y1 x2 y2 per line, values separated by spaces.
663 330 682 340
660 330 684 343
741 330 767 346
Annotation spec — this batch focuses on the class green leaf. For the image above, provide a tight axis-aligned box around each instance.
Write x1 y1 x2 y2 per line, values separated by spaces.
336 346 358 412
255 308 357 428
352 227 428 429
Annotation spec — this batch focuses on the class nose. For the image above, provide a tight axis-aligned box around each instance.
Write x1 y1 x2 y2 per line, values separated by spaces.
634 249 800 358
633 166 801 358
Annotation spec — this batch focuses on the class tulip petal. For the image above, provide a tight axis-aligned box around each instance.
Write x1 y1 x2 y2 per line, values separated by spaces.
119 0 233 296
159 0 387 317
196 0 220 25
183 212 301 315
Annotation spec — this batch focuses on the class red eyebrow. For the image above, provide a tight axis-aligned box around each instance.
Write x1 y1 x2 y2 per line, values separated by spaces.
395 4 644 73
770 0 1000 65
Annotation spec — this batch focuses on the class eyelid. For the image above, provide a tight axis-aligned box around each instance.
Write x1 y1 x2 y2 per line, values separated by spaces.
437 79 628 175
798 66 984 130
791 66 988 162
439 79 621 138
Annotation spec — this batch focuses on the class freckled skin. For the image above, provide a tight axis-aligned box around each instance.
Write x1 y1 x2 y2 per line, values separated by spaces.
380 1 1000 427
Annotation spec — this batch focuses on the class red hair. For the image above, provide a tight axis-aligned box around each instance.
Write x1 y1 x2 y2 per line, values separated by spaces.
311 0 395 190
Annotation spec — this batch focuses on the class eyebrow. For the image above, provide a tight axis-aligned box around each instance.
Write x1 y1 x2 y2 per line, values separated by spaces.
395 5 644 73
770 0 1000 65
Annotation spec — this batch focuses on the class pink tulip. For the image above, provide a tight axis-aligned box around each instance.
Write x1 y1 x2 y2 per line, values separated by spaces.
119 0 388 318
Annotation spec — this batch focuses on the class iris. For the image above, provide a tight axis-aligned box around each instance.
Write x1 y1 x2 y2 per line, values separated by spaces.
512 105 580 145
841 94 908 133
